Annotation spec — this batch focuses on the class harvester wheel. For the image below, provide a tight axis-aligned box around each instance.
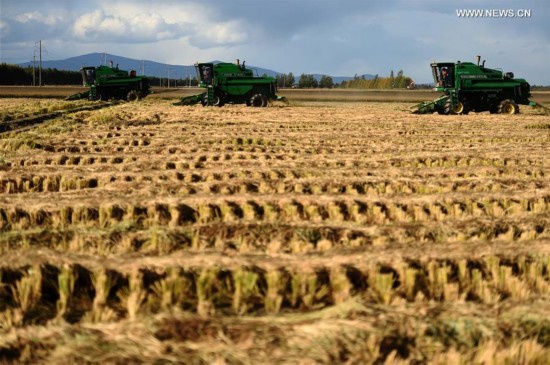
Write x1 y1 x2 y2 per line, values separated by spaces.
498 99 518 114
212 94 225 107
443 101 452 115
250 94 267 107
127 91 138 102
451 101 465 115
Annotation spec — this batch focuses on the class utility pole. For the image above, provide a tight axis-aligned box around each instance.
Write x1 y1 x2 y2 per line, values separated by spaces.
32 54 36 86
38 40 42 86
38 40 43 87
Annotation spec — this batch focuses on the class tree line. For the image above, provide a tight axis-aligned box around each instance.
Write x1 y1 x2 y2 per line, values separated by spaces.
340 70 414 89
275 70 413 89
0 63 82 85
276 73 334 88
1 63 414 89
0 63 201 87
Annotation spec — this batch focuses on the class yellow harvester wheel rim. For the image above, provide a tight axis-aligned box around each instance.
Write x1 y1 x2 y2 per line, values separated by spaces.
502 103 516 114
452 102 464 114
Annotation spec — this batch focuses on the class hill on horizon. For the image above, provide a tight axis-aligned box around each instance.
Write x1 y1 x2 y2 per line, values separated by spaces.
17 53 374 84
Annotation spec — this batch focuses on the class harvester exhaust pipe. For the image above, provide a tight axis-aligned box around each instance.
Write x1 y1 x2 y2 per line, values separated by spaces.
476 55 481 66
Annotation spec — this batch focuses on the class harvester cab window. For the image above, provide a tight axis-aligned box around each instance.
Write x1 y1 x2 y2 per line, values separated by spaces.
438 66 454 88
201 65 213 84
82 68 96 85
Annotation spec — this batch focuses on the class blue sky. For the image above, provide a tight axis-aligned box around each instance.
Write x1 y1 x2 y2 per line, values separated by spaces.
1 0 549 84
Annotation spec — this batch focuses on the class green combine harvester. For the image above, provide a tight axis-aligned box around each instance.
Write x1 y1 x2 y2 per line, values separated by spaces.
174 60 285 107
412 56 540 114
66 63 150 101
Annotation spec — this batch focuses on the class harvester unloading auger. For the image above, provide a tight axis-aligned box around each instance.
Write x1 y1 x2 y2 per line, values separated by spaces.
174 60 286 107
411 56 547 115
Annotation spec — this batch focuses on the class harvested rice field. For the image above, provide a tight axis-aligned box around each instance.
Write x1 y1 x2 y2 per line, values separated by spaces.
0 96 549 364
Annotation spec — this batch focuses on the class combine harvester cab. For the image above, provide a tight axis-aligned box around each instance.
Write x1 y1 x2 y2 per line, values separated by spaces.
411 56 542 115
66 63 151 102
174 60 286 107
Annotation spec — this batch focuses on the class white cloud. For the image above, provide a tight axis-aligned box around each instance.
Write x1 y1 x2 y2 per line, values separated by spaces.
70 4 247 46
0 20 8 37
100 16 126 35
192 20 247 47
72 9 185 43
72 10 104 39
14 12 42 23
129 13 177 41
14 11 64 26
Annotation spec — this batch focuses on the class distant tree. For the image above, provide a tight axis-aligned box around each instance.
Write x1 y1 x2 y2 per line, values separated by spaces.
276 74 285 87
0 63 82 85
276 72 296 88
176 76 198 87
0 64 29 85
285 72 295 87
277 73 287 87
319 75 334 89
298 74 318 88
371 74 379 88
339 70 413 90
299 74 309 88
395 70 405 88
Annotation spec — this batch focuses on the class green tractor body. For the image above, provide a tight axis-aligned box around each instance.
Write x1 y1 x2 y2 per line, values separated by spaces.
175 60 285 107
412 57 533 114
66 64 150 101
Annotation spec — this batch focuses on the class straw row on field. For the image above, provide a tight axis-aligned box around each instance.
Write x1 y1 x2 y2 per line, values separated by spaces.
2 140 546 169
1 172 546 195
1 255 549 326
2 297 549 364
1 217 548 256
1 195 548 230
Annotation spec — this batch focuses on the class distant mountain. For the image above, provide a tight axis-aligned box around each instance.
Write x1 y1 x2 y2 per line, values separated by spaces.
17 52 373 84
18 53 197 80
